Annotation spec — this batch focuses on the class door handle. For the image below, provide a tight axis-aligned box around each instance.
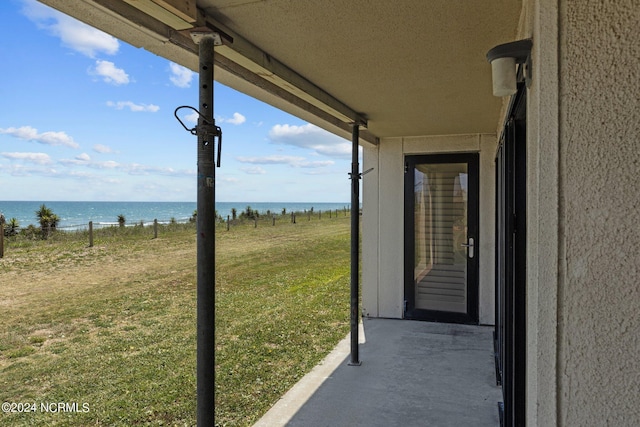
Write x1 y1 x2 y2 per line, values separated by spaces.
461 237 474 259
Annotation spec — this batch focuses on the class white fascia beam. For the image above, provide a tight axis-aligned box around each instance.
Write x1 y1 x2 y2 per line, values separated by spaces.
207 19 368 129
122 0 196 30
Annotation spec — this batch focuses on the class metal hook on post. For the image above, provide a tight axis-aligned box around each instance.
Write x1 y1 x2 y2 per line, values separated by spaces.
174 105 223 167
348 167 374 180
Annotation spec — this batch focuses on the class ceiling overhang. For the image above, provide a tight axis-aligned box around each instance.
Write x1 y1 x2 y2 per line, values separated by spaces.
38 0 522 145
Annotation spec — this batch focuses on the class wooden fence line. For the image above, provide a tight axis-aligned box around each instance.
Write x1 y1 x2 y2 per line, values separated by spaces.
0 210 355 256
1 218 192 257
224 209 353 231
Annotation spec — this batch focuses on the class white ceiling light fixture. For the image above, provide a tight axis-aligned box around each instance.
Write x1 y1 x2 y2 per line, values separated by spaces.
122 0 197 30
486 39 532 97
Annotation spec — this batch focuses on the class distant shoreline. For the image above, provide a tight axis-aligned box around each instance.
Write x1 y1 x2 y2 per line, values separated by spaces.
0 201 353 230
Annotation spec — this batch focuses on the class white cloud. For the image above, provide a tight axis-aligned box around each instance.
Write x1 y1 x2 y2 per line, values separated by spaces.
93 144 114 154
237 155 303 165
268 123 351 158
76 153 91 162
219 112 246 125
96 160 120 169
9 165 59 177
169 62 195 88
61 159 119 170
56 17 119 58
59 152 91 166
220 176 240 184
236 155 333 168
22 0 119 58
66 170 120 184
240 166 267 175
56 154 194 178
128 163 169 175
125 163 195 177
1 150 194 191
0 126 79 149
177 109 244 125
106 101 160 112
184 111 200 124
299 160 335 168
1 152 52 165
92 60 130 85
0 164 36 177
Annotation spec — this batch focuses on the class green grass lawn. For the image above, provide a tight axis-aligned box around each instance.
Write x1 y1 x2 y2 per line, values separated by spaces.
0 217 351 426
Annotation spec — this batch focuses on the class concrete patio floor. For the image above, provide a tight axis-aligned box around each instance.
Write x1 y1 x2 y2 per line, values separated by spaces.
254 318 502 427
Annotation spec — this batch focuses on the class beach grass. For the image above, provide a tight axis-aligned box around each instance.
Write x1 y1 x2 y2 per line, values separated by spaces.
0 216 351 426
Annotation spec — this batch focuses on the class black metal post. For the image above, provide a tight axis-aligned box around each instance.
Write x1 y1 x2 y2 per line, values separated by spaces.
196 34 216 426
349 123 361 366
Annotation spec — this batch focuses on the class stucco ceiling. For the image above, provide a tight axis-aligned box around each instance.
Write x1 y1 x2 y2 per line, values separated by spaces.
38 0 522 143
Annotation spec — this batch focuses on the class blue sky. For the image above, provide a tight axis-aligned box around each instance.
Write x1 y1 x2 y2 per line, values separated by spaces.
0 0 356 202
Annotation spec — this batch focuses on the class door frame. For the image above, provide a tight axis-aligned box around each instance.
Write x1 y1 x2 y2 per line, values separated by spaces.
403 153 480 324
494 83 527 426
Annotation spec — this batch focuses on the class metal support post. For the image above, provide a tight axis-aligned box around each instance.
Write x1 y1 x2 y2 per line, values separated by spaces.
196 33 216 426
0 222 4 259
173 31 222 426
349 123 361 366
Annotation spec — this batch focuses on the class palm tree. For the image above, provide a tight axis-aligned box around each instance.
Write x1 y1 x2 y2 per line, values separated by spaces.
117 214 126 228
35 204 59 235
7 218 19 236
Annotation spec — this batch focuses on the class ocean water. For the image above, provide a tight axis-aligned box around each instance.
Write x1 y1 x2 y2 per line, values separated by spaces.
0 201 350 230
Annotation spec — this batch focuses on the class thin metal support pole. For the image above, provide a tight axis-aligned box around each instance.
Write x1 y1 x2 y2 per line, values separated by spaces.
196 34 216 426
349 123 361 366
0 222 4 259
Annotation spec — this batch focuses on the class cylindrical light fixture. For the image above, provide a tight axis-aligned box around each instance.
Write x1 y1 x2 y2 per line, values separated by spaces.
487 39 532 97
490 57 517 97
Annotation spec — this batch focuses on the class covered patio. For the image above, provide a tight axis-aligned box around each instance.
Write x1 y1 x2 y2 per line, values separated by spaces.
37 0 521 425
35 1 640 426
255 318 501 426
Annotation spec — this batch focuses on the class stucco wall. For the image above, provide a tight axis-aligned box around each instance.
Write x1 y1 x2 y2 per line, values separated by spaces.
521 0 561 424
557 1 640 424
361 134 496 324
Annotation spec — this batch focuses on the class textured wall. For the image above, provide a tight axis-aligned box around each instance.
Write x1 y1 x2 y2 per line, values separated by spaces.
524 0 561 424
559 0 640 424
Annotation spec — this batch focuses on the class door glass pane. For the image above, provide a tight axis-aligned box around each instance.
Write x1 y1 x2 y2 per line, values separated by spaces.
414 163 468 313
